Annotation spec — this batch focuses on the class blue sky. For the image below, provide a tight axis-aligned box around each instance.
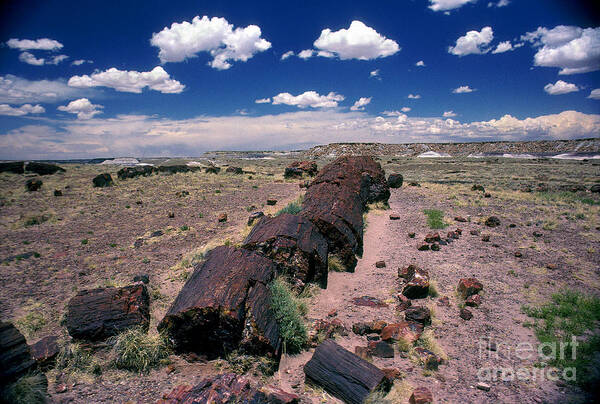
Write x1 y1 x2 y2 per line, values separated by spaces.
0 0 599 159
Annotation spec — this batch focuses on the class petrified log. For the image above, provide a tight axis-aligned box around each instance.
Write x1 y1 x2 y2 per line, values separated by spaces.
65 284 150 341
289 160 318 176
25 162 65 175
158 165 200 174
117 165 157 179
304 339 390 404
158 373 300 404
226 166 243 174
25 178 42 191
0 322 37 386
92 173 113 187
284 167 303 179
0 161 24 174
158 246 281 358
30 335 60 368
242 213 329 289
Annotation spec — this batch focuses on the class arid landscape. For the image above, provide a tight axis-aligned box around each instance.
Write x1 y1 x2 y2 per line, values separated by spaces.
1 141 599 404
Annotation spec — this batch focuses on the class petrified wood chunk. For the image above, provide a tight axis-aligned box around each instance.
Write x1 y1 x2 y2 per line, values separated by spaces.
30 335 60 367
117 165 157 179
0 322 37 386
242 213 329 289
158 246 281 358
157 373 300 404
0 161 24 174
25 162 65 175
304 339 390 404
289 160 318 176
66 284 150 341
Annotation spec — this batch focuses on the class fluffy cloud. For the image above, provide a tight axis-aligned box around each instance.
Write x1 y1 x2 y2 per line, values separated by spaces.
401 107 412 112
313 20 400 60
6 38 63 51
407 94 421 99
589 89 600 99
522 26 600 74
0 104 45 116
492 41 513 54
384 109 411 116
281 51 294 60
255 97 271 104
72 59 93 66
449 27 494 56
543 80 579 95
370 69 380 78
3 110 598 160
443 110 457 117
453 85 475 93
0 75 89 104
416 60 426 67
150 15 271 70
271 91 344 108
58 98 103 119
488 0 509 6
429 0 476 12
298 49 314 59
19 52 68 66
68 67 184 94
350 97 371 111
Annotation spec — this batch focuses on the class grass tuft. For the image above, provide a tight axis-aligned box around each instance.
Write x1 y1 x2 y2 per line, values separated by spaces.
108 328 171 373
268 278 308 354
1 373 48 404
275 195 304 216
327 255 345 272
15 309 46 338
423 209 448 229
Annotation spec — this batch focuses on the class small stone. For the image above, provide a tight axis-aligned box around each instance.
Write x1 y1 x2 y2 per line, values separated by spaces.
447 231 459 239
484 192 491 198
218 213 227 222
546 263 557 270
133 274 149 284
454 216 467 222
389 214 401 220
460 308 473 320
375 260 386 268
354 346 372 361
476 382 491 391
396 295 412 312
457 278 483 298
266 199 277 205
437 296 450 307
408 232 416 238
25 179 43 192
387 173 403 188
367 335 380 341
150 230 163 238
368 340 394 358
408 182 421 187
405 306 431 326
470 229 480 236
481 234 490 242
168 212 175 218
417 242 430 251
439 240 447 246
133 238 144 248
382 368 403 383
352 322 371 336
514 251 523 258
430 243 440 251
410 387 433 404
533 231 543 237
485 216 501 227
247 211 264 226
465 294 481 307
54 189 62 196
352 296 388 308
370 320 388 334
509 223 517 228
424 233 441 243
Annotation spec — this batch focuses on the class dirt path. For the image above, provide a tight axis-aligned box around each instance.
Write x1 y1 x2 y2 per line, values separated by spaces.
279 186 587 403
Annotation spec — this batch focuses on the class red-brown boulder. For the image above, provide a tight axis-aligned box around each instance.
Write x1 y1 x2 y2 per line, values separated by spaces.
457 278 483 298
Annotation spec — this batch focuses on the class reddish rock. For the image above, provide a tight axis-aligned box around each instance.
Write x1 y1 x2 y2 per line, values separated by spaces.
243 213 329 289
288 160 318 176
410 387 433 404
404 307 431 326
465 294 482 307
417 242 430 251
310 319 348 346
382 368 403 383
460 308 473 320
514 251 523 258
430 243 440 251
327 309 338 317
266 199 277 206
352 322 371 336
437 296 450 307
370 320 388 334
380 321 424 344
447 231 459 239
368 340 394 358
375 260 386 268
424 233 441 243
396 294 412 312
218 213 228 222
354 346 372 361
455 228 463 235
402 266 430 299
470 229 480 236
352 296 388 308
30 335 59 367
389 214 401 220
454 216 467 222
66 284 150 341
546 263 557 270
457 278 483 298
485 216 501 227
247 211 264 226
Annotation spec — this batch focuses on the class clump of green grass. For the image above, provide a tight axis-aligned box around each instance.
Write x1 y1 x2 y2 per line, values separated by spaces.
218 350 276 376
108 328 171 373
275 195 304 216
15 311 46 338
0 373 48 404
56 341 100 374
423 209 447 229
327 255 345 272
536 191 600 206
23 214 51 227
268 278 307 354
522 290 600 388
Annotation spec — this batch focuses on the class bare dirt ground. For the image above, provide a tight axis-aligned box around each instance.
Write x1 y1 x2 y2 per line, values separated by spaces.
1 155 599 403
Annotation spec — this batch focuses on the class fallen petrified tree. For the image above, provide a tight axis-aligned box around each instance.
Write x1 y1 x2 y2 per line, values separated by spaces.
242 213 329 289
0 161 24 174
304 339 390 404
66 284 150 341
158 246 281 358
0 322 38 386
25 162 65 175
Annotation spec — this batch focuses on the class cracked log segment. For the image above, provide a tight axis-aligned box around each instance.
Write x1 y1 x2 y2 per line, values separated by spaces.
301 156 389 271
242 213 329 290
65 284 150 341
158 246 281 359
0 322 37 386
304 339 391 404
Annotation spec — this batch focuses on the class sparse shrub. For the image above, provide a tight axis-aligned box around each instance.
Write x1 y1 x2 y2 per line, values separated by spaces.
56 341 98 374
24 214 51 227
427 280 439 298
219 351 276 376
81 239 88 245
15 310 46 337
180 225 189 231
423 209 447 229
327 255 345 272
542 220 557 231
416 329 448 361
108 328 171 373
1 373 48 404
275 195 304 216
268 278 307 354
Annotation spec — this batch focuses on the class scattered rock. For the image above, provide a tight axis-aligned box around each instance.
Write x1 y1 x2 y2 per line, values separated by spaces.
417 242 430 251
410 386 433 404
387 173 403 188
25 162 65 175
354 346 372 361
93 173 113 187
284 167 303 178
133 238 144 248
389 214 401 220
454 216 467 222
465 294 481 307
396 295 412 312
266 199 277 205
327 309 337 317
288 161 318 176
55 383 68 394
476 382 491 391
430 243 440 251
457 278 483 298
247 211 264 226
484 192 491 198
382 368 403 383
0 161 24 174
150 230 163 238
30 335 59 367
168 212 175 218
485 216 501 227
368 340 394 358
414 347 442 370
133 274 150 284
481 235 490 242
514 251 523 258
204 166 221 174
0 322 38 385
175 190 189 198
352 296 388 308
459 308 473 320
424 233 441 243
509 223 517 228
375 260 386 268
218 213 228 222
533 231 543 237
25 178 42 191
408 232 416 238
470 229 480 236
471 184 485 192
380 321 424 344
590 184 600 193
437 296 450 307
447 231 459 239
225 166 243 174
117 166 156 180
54 189 63 196
404 307 431 326
408 182 421 187
546 263 557 270
402 266 430 299
66 284 150 340
310 319 348 345
370 320 388 334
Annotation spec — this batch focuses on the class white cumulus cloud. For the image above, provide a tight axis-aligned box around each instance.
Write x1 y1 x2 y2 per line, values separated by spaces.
72 59 93 66
281 51 294 60
19 52 68 66
313 20 400 60
350 97 371 111
416 60 426 67
588 89 600 99
6 38 63 51
443 110 458 117
453 85 475 93
449 26 494 56
522 26 600 74
68 66 184 94
492 41 513 54
408 94 421 99
0 75 90 104
58 98 103 119
150 15 271 70
272 91 344 108
0 104 45 116
429 0 477 12
298 49 315 59
544 80 579 95
255 97 271 104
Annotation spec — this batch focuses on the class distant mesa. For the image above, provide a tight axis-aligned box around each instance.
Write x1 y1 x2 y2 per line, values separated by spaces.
99 157 141 166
